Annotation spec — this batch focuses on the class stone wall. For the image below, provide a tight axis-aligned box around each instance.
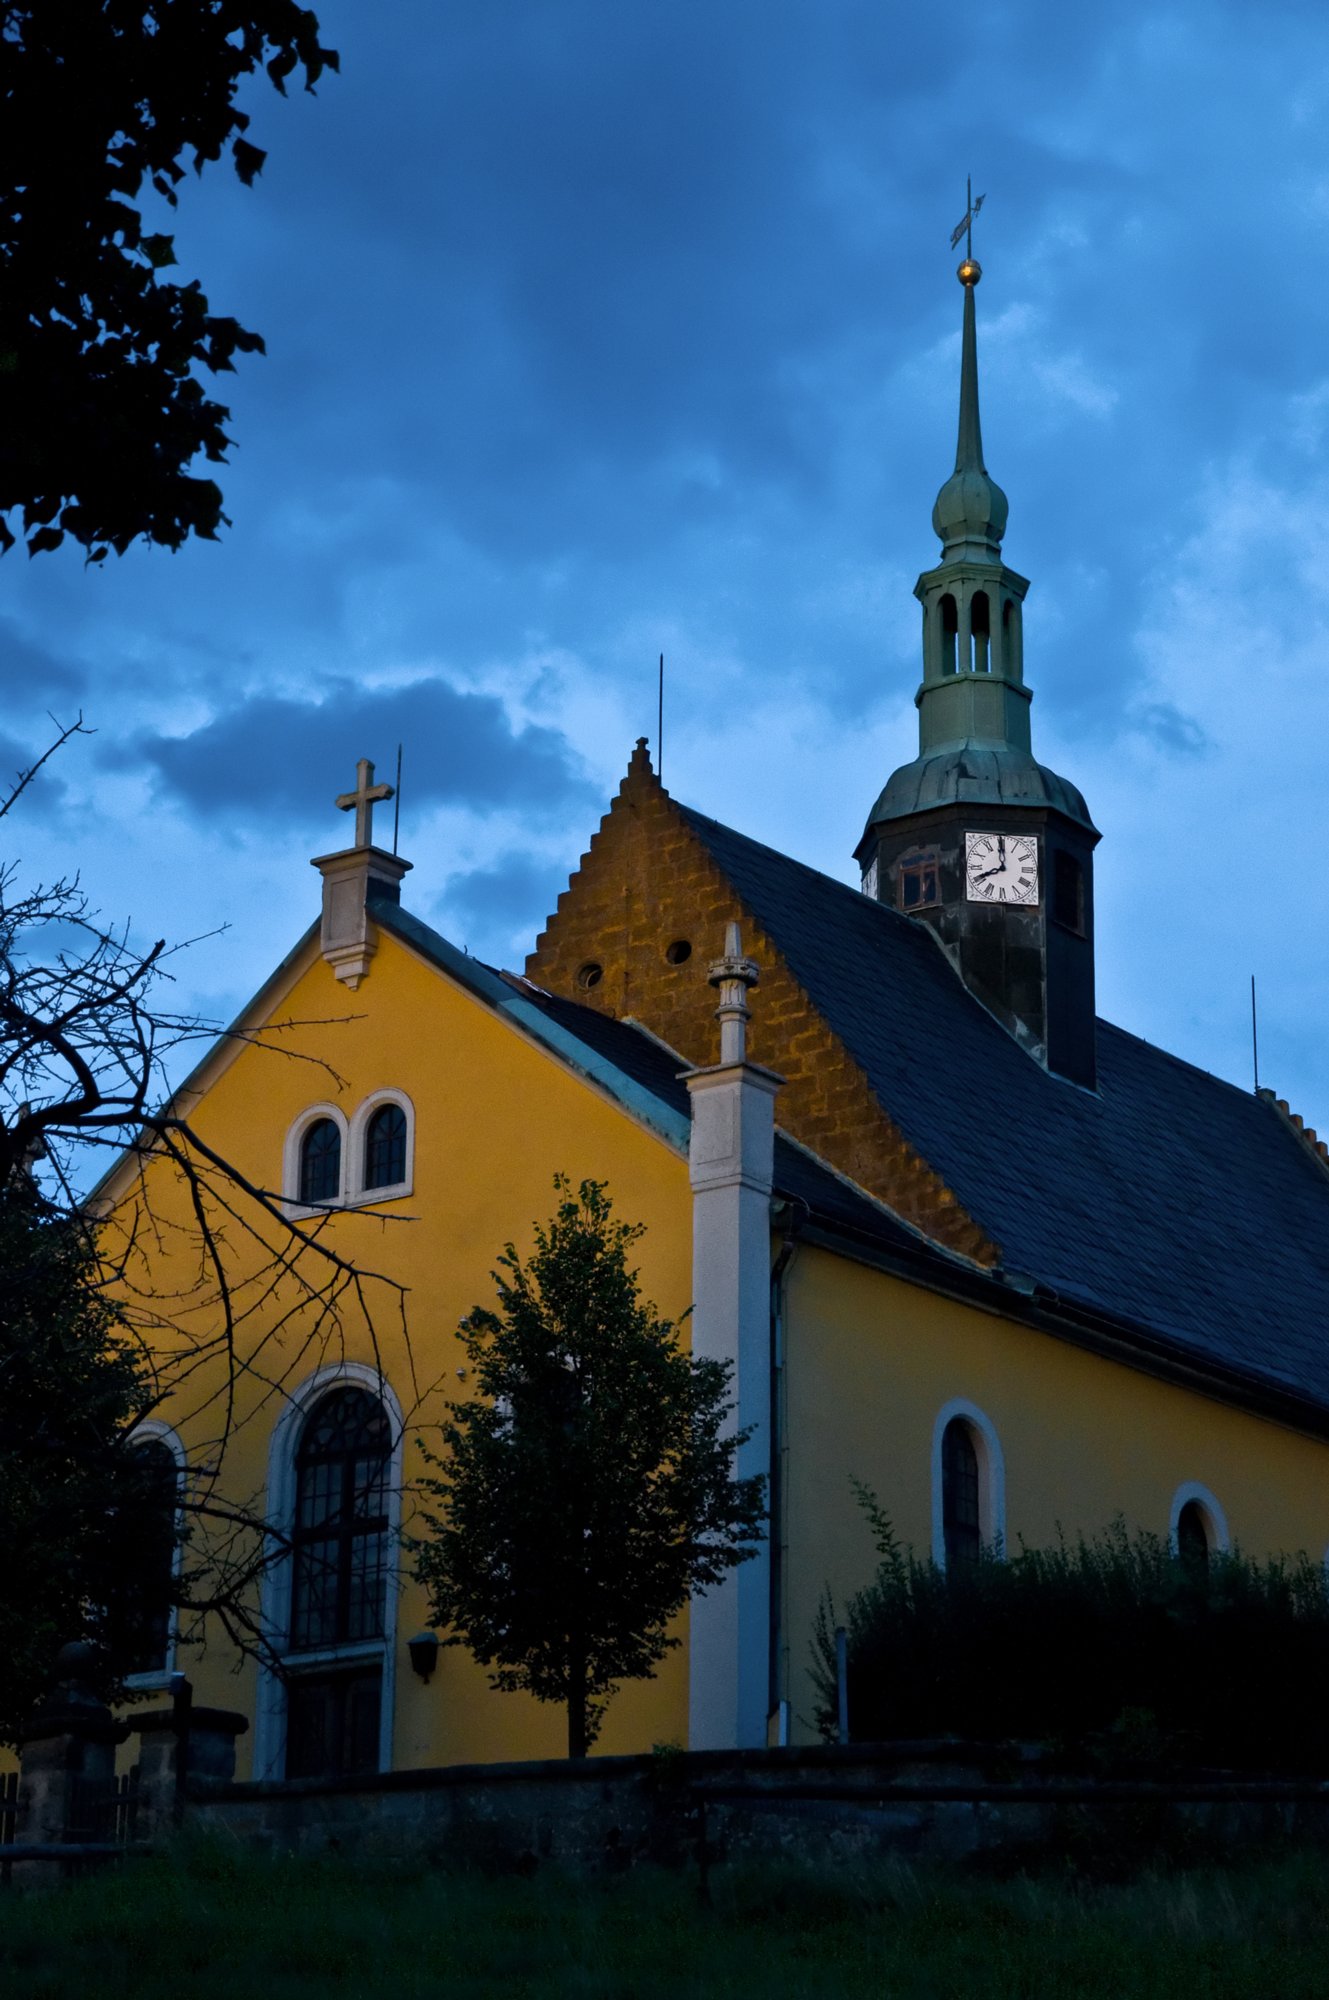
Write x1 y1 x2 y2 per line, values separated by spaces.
189 1740 1329 1876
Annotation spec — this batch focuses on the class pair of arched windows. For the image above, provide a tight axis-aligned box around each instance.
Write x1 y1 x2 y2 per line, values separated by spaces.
288 1094 412 1208
299 1103 406 1204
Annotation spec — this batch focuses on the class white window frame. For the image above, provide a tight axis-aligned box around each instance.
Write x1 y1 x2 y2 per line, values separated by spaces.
253 1362 405 1782
1169 1481 1230 1557
122 1419 187 1691
931 1398 1006 1570
346 1089 415 1206
282 1102 350 1215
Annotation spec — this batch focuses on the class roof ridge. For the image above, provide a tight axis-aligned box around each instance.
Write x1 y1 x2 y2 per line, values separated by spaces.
1094 1014 1280 1109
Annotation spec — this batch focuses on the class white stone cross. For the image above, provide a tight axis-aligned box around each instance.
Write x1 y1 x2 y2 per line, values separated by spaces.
336 757 394 850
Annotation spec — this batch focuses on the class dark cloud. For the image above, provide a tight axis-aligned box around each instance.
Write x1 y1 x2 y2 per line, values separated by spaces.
1134 703 1209 758
439 852 570 958
0 617 83 699
129 678 593 825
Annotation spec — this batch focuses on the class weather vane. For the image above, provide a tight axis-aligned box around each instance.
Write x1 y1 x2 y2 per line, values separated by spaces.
950 176 985 261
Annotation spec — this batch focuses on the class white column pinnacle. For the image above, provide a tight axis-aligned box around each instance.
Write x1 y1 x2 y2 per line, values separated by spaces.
709 921 761 1065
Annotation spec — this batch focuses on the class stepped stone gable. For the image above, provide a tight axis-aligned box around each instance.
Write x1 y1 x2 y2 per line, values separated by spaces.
526 741 997 1266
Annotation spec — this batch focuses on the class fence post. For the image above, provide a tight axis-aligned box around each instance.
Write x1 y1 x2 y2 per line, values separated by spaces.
835 1627 849 1746
15 1642 130 1884
132 1701 249 1841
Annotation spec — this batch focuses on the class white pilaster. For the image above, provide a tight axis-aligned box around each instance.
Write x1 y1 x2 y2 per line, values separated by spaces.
683 924 782 1751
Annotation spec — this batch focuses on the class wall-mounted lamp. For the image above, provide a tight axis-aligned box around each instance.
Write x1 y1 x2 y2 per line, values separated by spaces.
407 1629 440 1682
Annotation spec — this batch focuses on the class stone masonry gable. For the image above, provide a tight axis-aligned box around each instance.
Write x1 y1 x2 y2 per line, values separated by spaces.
526 741 997 1266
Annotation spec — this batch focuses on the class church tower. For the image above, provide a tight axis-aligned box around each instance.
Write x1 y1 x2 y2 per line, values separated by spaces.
855 248 1100 1089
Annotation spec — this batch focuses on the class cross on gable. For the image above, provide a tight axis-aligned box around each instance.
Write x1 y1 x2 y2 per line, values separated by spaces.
336 757 394 850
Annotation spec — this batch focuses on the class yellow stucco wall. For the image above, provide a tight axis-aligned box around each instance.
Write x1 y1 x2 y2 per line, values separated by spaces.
99 920 1329 1776
108 928 693 1774
780 1242 1329 1738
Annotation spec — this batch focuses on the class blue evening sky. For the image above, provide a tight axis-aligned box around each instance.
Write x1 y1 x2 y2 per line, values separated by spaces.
8 1 1329 1129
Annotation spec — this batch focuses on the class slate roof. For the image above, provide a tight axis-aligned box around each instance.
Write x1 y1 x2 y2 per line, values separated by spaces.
676 802 1329 1416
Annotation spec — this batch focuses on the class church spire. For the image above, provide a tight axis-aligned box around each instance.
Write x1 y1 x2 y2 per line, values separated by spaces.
854 212 1101 1089
930 260 1009 565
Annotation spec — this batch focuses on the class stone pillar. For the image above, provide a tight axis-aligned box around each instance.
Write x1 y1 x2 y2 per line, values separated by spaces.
132 1698 249 1840
15 1642 130 1879
683 925 782 1751
310 846 412 989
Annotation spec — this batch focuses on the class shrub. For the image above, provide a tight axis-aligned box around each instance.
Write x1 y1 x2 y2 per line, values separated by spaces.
812 1502 1329 1772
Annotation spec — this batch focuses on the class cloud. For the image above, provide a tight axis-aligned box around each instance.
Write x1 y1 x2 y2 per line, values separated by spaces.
438 851 570 965
129 677 594 825
1130 701 1208 757
0 617 83 700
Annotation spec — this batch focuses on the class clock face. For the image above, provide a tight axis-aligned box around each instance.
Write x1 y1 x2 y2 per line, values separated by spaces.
965 831 1039 906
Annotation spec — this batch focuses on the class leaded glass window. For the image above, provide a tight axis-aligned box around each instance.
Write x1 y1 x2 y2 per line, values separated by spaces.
286 1666 383 1781
942 1418 981 1569
299 1118 341 1204
363 1103 407 1191
290 1387 391 1651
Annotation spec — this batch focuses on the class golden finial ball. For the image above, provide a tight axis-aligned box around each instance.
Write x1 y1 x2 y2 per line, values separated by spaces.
957 258 982 287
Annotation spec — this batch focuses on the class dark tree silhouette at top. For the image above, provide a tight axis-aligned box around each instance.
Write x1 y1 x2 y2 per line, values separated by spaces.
0 3 337 560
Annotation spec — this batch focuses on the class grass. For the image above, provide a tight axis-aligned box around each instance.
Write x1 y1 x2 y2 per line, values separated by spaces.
5 1839 1329 1998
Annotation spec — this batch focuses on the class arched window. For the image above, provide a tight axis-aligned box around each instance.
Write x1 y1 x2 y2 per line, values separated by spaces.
299 1117 341 1205
969 590 991 674
939 593 959 674
1175 1499 1210 1573
941 1419 982 1569
932 1399 1005 1570
1169 1482 1229 1566
290 1386 391 1652
121 1436 181 1678
363 1102 407 1192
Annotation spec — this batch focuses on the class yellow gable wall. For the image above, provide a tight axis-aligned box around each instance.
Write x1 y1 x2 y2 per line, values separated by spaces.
782 1243 1329 1739
113 929 693 1773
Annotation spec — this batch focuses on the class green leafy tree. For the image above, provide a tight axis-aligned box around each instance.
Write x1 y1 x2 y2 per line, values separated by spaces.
0 3 338 560
0 1183 172 1743
414 1177 766 1758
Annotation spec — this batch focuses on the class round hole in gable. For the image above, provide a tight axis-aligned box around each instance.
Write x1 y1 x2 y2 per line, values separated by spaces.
664 939 693 966
576 961 604 991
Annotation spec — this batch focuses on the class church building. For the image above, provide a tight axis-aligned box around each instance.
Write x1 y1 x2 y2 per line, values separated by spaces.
98 252 1329 1781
